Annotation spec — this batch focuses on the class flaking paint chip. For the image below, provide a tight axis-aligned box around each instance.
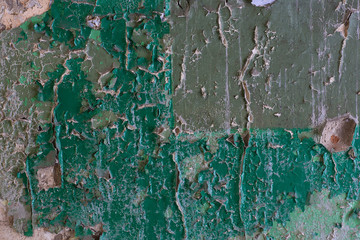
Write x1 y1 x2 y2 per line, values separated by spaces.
37 164 61 190
86 16 101 30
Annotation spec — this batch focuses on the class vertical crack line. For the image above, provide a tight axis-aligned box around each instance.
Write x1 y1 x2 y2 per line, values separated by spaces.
172 152 187 239
238 27 259 129
337 10 352 83
238 149 246 226
217 4 228 48
356 2 359 119
174 17 189 97
225 40 231 132
331 154 338 184
51 61 68 187
52 59 69 123
309 0 316 126
179 54 187 94
217 4 231 132
338 33 348 82
242 81 252 130
238 132 250 227
125 31 130 70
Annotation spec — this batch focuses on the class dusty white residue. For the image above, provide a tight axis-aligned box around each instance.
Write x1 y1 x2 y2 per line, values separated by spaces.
251 0 277 7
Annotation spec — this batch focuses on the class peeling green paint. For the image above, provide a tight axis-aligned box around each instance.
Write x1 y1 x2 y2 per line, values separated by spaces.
241 127 360 235
1 0 360 239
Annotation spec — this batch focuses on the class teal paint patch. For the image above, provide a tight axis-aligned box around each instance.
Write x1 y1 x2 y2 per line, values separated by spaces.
172 134 244 239
23 0 180 238
241 127 360 235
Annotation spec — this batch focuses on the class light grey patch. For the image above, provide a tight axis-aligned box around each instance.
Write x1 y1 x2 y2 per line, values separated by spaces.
251 0 276 7
8 201 32 232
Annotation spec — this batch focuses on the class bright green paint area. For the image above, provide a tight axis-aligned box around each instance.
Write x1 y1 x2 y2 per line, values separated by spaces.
89 29 101 42
19 76 27 84
265 190 360 239
173 134 244 239
23 0 180 238
2 0 360 239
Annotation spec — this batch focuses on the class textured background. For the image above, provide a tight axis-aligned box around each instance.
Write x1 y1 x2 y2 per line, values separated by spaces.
0 0 360 239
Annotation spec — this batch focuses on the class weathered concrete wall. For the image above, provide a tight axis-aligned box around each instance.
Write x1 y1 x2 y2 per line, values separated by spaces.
0 0 360 239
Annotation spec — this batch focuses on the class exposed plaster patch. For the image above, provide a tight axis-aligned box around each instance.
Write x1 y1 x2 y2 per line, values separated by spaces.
0 200 56 239
36 164 61 190
0 0 51 31
324 76 335 86
86 16 101 30
320 114 356 152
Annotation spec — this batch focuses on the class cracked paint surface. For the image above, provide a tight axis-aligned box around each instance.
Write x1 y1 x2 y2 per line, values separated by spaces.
1 0 360 239
172 0 360 130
